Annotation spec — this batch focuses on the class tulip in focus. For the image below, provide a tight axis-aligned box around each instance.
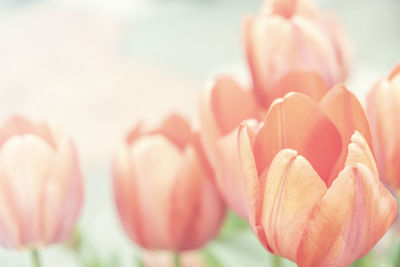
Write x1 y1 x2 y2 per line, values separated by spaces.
367 62 400 190
238 86 396 266
113 114 226 251
200 72 328 217
200 0 352 219
243 0 353 106
0 115 84 249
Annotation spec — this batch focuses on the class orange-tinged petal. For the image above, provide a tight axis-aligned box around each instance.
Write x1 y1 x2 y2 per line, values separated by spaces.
345 131 378 177
113 144 145 246
152 114 192 150
170 145 225 250
214 130 248 217
128 135 184 249
265 71 329 108
385 140 400 189
261 149 327 260
199 76 260 217
320 84 373 185
367 75 400 189
126 122 144 145
238 123 270 251
297 164 397 267
261 0 318 19
244 15 339 106
388 61 400 81
210 76 260 135
253 93 342 184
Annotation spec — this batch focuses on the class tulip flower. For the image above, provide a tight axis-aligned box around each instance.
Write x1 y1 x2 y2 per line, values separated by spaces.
200 72 329 217
243 0 353 106
113 114 226 252
367 62 400 190
238 85 396 267
0 115 84 263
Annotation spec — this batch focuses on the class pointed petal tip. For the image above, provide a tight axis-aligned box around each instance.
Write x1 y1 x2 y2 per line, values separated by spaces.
388 61 400 80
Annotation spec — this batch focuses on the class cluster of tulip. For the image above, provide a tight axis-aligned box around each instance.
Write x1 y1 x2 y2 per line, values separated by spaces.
1 0 399 266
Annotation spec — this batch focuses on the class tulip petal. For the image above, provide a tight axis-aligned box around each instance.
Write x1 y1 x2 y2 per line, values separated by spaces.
367 77 400 189
238 123 270 251
262 0 318 18
388 61 400 81
0 115 56 148
152 114 192 150
297 164 397 267
126 122 144 145
345 131 378 177
199 76 259 217
209 76 260 135
261 149 327 260
169 145 203 250
253 93 342 184
320 84 373 185
113 144 145 246
242 15 264 105
265 70 329 107
128 135 184 249
0 135 54 247
172 145 225 250
321 12 353 81
244 15 339 106
213 130 248 217
43 138 83 244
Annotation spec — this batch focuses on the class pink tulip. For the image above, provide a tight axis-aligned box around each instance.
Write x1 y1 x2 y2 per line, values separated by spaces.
113 114 226 251
243 0 353 106
0 115 84 249
200 72 328 217
367 62 400 190
238 85 396 266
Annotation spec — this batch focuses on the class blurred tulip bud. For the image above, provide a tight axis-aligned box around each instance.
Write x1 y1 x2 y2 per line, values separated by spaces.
243 0 353 106
0 115 84 249
113 114 226 251
367 62 400 190
199 72 328 218
238 86 396 266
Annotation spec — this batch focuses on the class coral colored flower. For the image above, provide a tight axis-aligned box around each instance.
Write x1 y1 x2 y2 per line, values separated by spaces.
238 85 396 267
113 114 226 251
0 115 84 249
200 72 328 217
367 62 400 190
243 0 353 106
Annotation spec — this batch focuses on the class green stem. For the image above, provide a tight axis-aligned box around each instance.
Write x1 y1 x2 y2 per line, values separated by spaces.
173 252 180 267
272 254 282 267
30 249 42 267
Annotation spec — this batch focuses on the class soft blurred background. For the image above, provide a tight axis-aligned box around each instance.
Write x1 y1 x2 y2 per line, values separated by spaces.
0 0 399 266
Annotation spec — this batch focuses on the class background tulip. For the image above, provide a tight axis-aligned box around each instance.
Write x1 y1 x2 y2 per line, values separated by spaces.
113 114 226 252
200 72 329 218
0 115 84 249
243 0 353 106
367 62 400 190
238 86 396 267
